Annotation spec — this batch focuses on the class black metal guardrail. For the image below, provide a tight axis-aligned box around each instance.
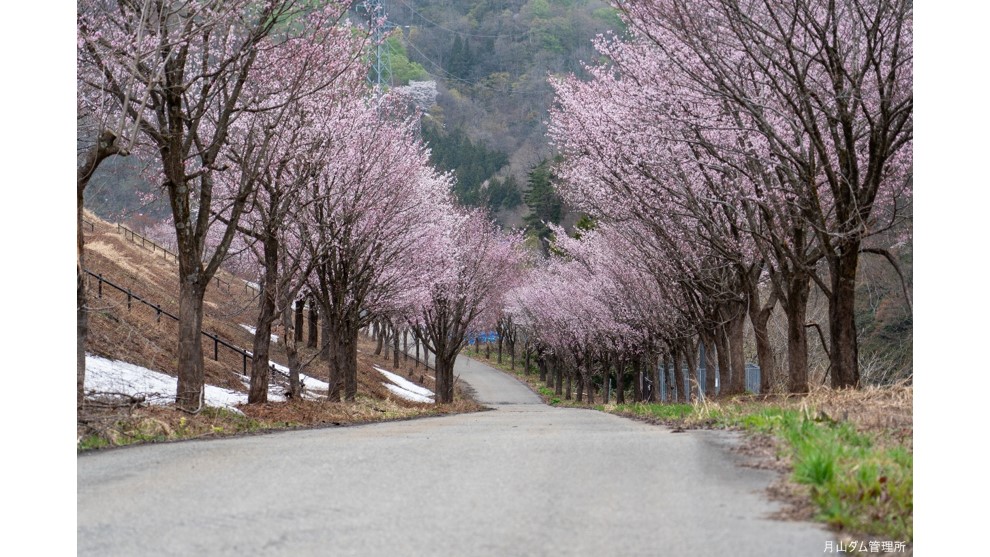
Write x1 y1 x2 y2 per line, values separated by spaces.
84 268 253 374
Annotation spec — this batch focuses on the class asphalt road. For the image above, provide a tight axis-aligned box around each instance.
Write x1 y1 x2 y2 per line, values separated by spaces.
78 354 833 556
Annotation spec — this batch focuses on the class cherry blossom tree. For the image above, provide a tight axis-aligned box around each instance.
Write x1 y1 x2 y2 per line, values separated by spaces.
215 20 369 403
618 0 913 388
411 212 526 403
302 96 454 402
78 0 364 410
545 0 911 393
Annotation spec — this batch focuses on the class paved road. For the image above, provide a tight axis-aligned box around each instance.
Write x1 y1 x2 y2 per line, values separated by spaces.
78 355 833 556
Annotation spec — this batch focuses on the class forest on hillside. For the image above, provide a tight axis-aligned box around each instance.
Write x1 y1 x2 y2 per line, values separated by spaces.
84 0 621 231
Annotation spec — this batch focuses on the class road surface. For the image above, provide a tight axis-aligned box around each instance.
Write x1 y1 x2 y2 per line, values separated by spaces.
78 354 833 556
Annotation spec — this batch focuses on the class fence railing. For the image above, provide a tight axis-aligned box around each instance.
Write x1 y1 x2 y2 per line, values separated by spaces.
82 218 95 232
115 224 235 293
117 223 178 263
84 268 254 374
656 362 762 401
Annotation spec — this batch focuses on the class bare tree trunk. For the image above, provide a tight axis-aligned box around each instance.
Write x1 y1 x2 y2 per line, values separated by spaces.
433 341 457 403
728 310 746 395
828 250 861 388
176 278 207 411
392 320 400 369
713 326 730 397
308 298 318 349
717 303 746 396
747 278 777 394
294 299 304 342
785 275 811 393
574 350 585 402
77 130 122 411
564 363 572 400
523 341 530 375
414 336 420 369
615 351 626 404
320 314 331 362
663 351 674 402
375 321 384 355
249 238 280 403
327 323 359 402
701 334 717 398
281 305 302 399
554 356 563 396
584 353 595 405
683 340 699 402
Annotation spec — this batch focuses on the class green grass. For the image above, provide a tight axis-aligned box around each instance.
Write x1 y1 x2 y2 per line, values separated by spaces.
611 402 912 540
607 402 706 422
461 347 911 539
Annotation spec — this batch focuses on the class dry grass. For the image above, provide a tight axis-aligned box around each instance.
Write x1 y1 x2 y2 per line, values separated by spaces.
715 382 914 450
78 211 483 450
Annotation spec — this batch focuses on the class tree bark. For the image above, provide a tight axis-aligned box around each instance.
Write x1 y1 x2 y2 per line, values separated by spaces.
615 351 626 404
702 335 717 398
308 298 318 349
433 339 458 404
327 322 359 402
746 276 777 394
584 351 595 405
294 299 304 342
683 340 700 402
392 320 400 369
728 310 746 395
77 130 122 410
281 305 302 400
248 236 280 403
713 326 730 396
828 250 861 388
784 274 811 394
564 363 572 400
175 277 207 411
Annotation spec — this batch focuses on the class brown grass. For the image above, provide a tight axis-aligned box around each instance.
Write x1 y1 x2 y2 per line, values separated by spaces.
79 211 483 449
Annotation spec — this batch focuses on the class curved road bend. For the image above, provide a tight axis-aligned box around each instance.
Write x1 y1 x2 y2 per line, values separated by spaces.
78 354 833 556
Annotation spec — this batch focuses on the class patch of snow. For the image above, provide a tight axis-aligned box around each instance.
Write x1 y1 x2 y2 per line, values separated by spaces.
85 354 289 413
268 361 330 392
382 383 434 404
374 366 435 403
240 323 278 343
374 366 434 398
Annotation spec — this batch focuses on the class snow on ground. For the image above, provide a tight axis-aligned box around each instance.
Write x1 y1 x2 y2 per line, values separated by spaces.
374 366 434 404
85 354 288 413
267 361 330 397
382 384 434 404
240 323 279 343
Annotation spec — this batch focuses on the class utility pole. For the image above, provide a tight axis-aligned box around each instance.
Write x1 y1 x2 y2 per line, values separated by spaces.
368 0 392 89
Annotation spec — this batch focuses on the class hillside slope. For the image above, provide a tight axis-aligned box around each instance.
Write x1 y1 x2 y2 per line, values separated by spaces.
78 211 480 449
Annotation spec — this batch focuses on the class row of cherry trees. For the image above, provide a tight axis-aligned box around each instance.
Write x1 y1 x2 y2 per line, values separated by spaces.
77 0 526 409
509 0 912 395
